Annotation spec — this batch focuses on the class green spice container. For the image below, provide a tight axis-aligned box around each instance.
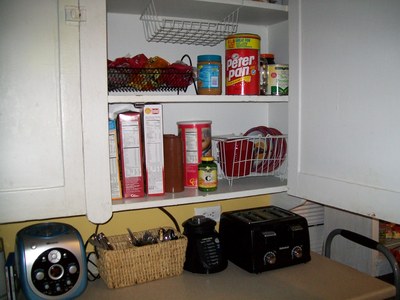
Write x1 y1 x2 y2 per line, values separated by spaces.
198 156 218 192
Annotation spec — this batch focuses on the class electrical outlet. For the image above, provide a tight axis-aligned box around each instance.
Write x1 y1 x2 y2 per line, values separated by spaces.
194 205 221 222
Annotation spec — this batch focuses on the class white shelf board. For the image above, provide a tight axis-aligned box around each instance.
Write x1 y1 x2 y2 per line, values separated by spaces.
108 94 288 103
106 0 288 26
112 176 287 212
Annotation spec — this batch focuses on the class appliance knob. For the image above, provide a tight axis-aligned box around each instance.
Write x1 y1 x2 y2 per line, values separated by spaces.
48 249 62 263
68 264 78 274
34 269 45 281
263 251 277 265
292 246 303 259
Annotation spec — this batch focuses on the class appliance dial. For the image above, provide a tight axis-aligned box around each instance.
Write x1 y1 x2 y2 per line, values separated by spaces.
48 249 62 263
263 251 277 265
34 269 45 281
292 246 303 259
68 263 78 274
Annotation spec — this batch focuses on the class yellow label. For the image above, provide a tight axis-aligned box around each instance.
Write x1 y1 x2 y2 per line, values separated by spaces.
226 37 260 50
198 169 218 188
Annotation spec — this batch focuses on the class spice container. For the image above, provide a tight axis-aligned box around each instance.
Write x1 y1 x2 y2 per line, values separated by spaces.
197 55 222 95
198 156 218 192
260 53 275 95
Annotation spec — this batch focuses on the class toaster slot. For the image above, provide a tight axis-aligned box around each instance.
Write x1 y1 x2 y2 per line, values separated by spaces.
232 212 264 223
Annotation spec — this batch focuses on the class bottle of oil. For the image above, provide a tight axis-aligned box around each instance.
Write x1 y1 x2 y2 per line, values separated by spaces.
198 157 218 192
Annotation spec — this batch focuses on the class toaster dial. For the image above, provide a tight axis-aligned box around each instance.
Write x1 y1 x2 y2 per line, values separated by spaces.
292 246 303 259
263 251 277 265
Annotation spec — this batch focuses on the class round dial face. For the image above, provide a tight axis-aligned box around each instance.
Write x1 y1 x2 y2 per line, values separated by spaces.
48 249 62 263
31 248 81 296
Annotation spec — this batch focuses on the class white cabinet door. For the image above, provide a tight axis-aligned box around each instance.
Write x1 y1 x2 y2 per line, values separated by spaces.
288 0 400 223
0 0 86 222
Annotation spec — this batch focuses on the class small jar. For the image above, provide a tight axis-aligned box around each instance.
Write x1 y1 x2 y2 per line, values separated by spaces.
198 156 218 192
260 53 275 95
197 55 222 95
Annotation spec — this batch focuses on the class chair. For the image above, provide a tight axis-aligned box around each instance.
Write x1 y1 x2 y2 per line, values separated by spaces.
325 229 400 300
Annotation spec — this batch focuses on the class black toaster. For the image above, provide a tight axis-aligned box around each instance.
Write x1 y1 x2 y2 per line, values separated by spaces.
219 206 311 273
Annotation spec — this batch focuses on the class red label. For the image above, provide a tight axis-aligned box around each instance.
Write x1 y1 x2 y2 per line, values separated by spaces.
225 49 259 95
178 122 212 187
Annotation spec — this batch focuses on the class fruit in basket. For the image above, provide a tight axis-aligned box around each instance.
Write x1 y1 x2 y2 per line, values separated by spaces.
163 61 194 88
108 54 149 68
128 54 148 68
108 54 149 90
146 56 170 68
135 56 170 90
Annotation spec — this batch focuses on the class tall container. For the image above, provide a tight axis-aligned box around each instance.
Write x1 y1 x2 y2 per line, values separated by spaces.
177 121 212 188
225 33 260 95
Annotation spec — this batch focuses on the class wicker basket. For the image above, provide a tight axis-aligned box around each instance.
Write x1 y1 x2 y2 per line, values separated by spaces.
97 227 187 288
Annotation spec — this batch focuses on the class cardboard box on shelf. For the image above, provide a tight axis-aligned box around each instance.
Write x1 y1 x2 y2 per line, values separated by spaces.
108 119 122 200
117 112 144 198
143 104 165 196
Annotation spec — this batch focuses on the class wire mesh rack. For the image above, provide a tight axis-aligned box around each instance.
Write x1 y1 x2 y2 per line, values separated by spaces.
140 0 239 46
212 134 288 186
108 67 194 92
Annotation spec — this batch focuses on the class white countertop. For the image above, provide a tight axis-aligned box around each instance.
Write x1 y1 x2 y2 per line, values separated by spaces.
80 252 395 300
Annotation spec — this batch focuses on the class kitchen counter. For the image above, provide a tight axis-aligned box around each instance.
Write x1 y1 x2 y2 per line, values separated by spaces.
80 252 395 300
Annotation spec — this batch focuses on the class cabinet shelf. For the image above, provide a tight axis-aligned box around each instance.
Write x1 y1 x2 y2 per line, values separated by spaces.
108 94 288 104
111 176 287 212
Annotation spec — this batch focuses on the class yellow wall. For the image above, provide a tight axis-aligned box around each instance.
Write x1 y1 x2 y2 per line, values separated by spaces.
0 195 270 255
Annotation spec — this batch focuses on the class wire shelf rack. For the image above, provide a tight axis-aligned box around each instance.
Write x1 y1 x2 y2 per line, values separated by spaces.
212 134 288 186
140 0 239 46
108 67 194 93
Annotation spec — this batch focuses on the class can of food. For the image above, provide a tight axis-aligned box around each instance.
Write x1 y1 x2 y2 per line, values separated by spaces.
225 33 260 95
267 64 289 95
177 121 212 187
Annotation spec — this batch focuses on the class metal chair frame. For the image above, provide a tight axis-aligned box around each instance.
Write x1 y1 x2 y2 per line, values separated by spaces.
325 228 400 300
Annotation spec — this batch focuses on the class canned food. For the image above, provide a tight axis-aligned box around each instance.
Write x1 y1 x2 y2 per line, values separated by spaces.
177 121 212 187
267 64 289 95
225 33 260 95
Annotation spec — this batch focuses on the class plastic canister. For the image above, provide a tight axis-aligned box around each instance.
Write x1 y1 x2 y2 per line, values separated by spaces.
197 55 222 95
225 33 260 95
177 121 212 187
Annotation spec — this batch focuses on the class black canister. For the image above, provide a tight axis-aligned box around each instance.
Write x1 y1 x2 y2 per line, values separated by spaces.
182 215 227 274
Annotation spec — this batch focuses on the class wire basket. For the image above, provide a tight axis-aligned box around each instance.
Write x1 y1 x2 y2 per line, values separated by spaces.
108 67 194 92
140 0 239 46
212 134 288 186
97 227 187 289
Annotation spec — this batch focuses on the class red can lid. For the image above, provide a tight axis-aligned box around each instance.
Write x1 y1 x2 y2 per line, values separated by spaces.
260 53 275 59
